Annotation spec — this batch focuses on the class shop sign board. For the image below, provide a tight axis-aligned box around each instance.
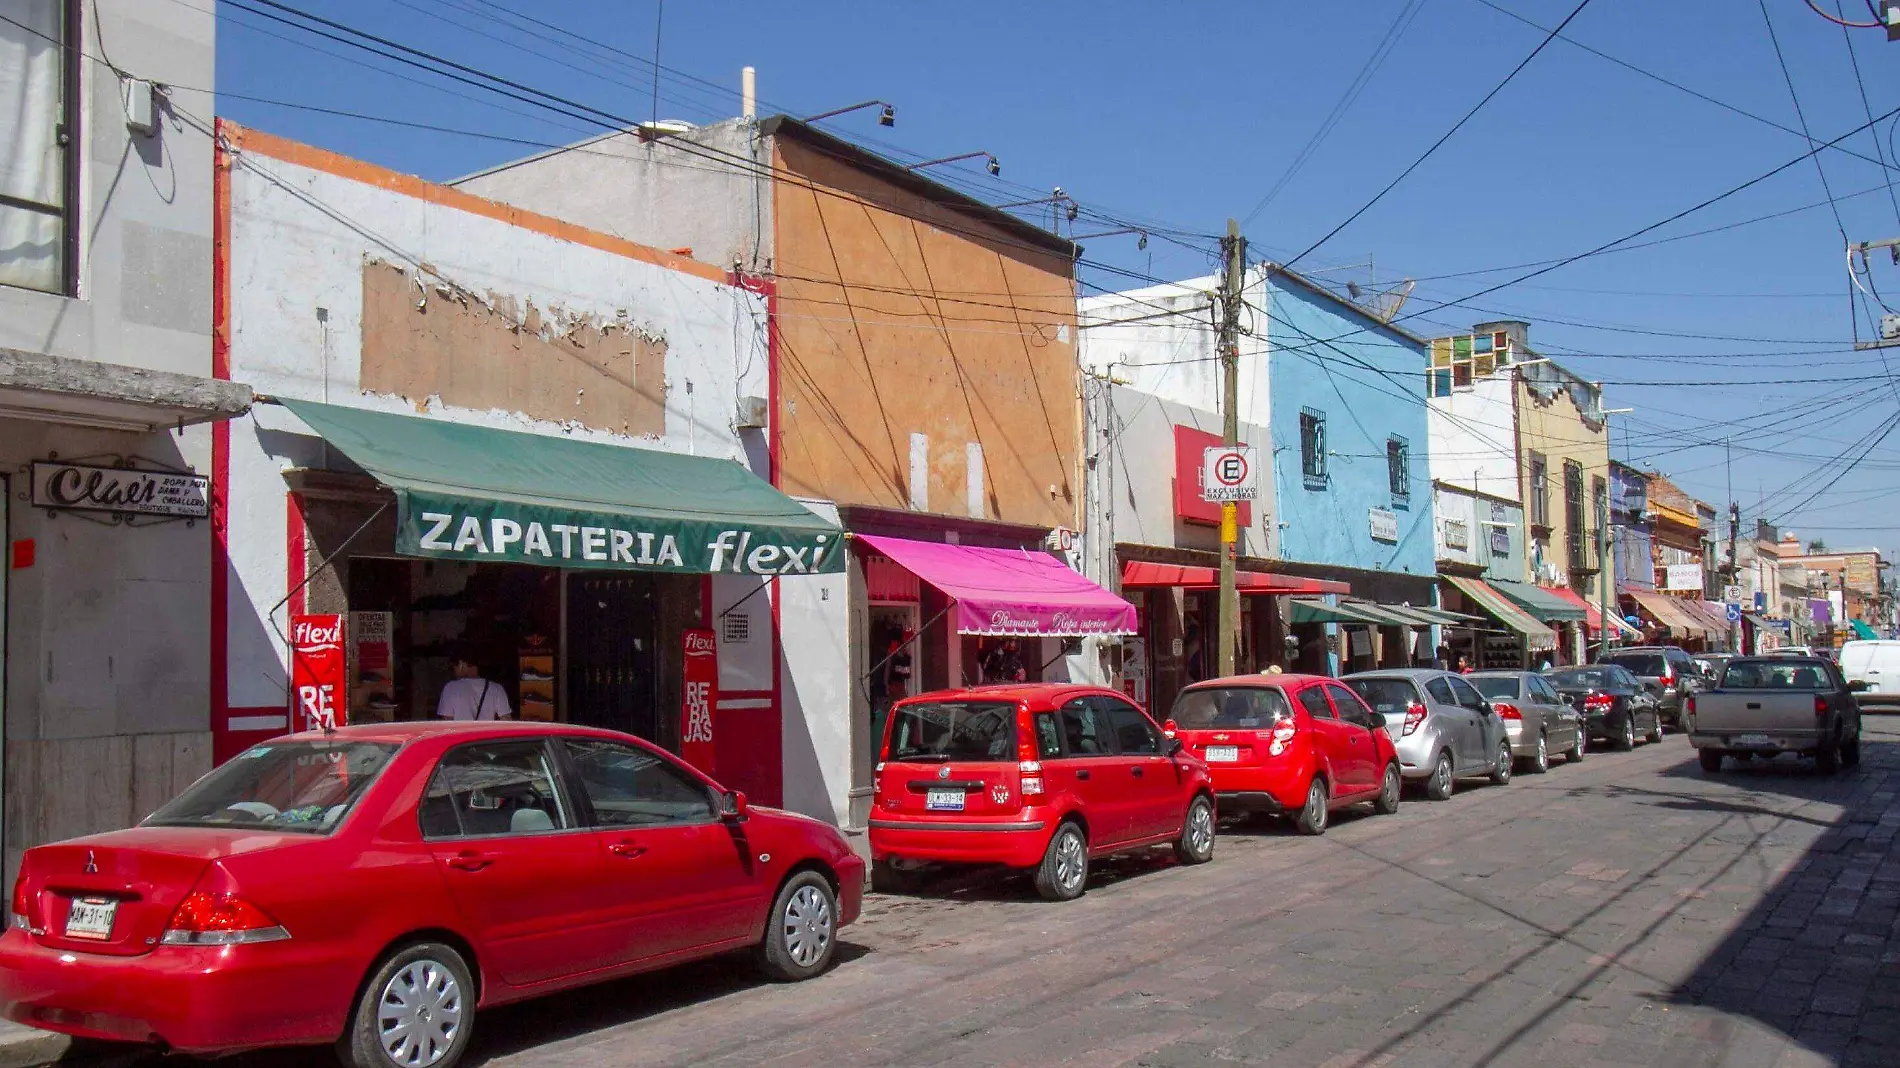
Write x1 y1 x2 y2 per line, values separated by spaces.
1045 527 1085 573
1369 508 1399 543
402 493 844 576
1663 563 1704 592
1200 445 1258 503
31 461 209 519
290 614 347 732
1847 557 1878 593
1443 518 1470 551
680 628 718 774
348 611 395 723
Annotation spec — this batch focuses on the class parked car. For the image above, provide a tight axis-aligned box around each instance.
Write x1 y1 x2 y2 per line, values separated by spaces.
1165 674 1401 835
1545 665 1662 750
1687 656 1864 773
1695 653 1736 683
0 723 862 1068
1594 645 1703 727
1467 671 1587 772
1342 670 1514 801
1838 640 1900 709
869 685 1215 902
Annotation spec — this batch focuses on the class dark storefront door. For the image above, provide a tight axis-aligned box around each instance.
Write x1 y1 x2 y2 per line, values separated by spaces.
566 574 661 742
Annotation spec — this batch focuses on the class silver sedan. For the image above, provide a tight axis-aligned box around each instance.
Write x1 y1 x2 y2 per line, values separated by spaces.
1467 670 1587 773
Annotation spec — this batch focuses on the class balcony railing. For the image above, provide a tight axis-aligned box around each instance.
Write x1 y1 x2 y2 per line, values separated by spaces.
1567 530 1601 575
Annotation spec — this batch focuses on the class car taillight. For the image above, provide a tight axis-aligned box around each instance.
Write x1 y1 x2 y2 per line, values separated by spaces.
1585 693 1615 711
9 874 30 932
1684 695 1696 717
1402 703 1426 737
160 891 290 946
1493 701 1522 721
1815 695 1829 716
1661 667 1675 684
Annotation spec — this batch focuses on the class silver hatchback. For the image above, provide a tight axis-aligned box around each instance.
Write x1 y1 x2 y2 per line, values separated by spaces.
1343 670 1515 801
1467 671 1587 773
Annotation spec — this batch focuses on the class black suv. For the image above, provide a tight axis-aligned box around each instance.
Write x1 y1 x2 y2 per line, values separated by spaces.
1594 646 1704 728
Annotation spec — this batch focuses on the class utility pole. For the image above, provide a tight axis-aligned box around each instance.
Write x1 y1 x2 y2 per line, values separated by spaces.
1216 219 1247 678
1728 501 1741 653
1598 407 1633 659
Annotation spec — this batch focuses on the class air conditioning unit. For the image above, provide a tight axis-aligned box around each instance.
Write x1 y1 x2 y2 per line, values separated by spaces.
734 395 769 430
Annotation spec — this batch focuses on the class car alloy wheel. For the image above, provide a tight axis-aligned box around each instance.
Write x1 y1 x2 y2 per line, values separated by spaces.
1427 751 1455 801
1569 728 1586 763
1374 762 1401 815
1489 740 1513 785
1532 733 1549 774
1618 715 1636 752
1175 796 1216 864
378 959 464 1068
782 883 834 969
1293 777 1328 835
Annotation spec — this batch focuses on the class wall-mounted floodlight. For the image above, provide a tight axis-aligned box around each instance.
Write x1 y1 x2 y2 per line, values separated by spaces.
1074 227 1148 250
804 100 895 127
909 151 1000 177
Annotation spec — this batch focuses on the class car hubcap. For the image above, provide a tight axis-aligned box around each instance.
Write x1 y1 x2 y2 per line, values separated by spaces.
1435 758 1451 794
1308 783 1326 829
1055 830 1085 891
1188 802 1213 854
1536 736 1547 770
379 960 462 1068
783 885 834 967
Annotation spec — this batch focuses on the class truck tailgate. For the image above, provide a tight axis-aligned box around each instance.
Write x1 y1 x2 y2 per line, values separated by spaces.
1695 693 1818 734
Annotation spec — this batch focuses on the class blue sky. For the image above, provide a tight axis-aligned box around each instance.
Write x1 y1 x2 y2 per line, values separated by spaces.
211 0 1900 556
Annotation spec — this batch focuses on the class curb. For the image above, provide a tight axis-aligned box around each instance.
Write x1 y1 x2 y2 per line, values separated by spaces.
0 1031 68 1068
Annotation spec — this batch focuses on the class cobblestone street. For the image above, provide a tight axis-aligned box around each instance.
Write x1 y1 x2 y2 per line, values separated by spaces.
137 717 1900 1068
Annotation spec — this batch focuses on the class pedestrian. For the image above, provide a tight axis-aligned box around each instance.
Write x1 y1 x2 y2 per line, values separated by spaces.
1261 664 1284 675
886 630 915 696
1456 655 1474 675
435 647 513 721
986 638 1026 683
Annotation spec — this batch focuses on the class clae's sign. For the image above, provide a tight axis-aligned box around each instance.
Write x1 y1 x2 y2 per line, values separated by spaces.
31 461 209 519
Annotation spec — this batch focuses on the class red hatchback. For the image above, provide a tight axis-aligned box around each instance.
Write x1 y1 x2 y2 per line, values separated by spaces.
0 722 863 1068
868 684 1216 901
1168 675 1402 835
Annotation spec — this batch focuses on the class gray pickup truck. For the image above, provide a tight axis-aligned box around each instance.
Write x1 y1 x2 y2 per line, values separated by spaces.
1685 656 1863 774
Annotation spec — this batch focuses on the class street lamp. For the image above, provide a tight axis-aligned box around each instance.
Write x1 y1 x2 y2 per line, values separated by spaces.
1073 227 1148 250
803 100 895 126
908 151 1000 177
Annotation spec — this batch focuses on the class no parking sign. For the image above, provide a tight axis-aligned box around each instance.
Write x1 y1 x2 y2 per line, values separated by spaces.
1201 445 1258 502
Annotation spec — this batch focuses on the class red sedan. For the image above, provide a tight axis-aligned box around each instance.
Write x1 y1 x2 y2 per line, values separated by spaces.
0 722 863 1068
868 684 1216 901
1167 675 1402 834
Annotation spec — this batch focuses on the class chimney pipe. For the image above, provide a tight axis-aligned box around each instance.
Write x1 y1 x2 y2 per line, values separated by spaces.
741 66 756 122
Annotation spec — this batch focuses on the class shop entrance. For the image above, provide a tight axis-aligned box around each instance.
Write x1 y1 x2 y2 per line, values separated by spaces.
566 573 663 743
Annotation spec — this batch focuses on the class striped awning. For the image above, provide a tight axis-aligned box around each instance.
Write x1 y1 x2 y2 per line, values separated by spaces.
1443 575 1558 652
1630 591 1716 641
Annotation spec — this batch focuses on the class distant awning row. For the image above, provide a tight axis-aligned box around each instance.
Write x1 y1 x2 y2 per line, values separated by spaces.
1443 575 1557 653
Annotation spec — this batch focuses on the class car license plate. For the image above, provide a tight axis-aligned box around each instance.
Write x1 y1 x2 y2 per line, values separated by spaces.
925 789 965 811
63 897 117 941
1735 733 1775 748
1204 745 1239 763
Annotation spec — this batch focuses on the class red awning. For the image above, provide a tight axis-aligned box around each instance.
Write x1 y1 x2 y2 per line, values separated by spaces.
1121 561 1351 596
1543 585 1642 639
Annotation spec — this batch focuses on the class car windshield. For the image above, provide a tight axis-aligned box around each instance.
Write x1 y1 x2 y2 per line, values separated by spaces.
144 740 400 834
886 701 1017 762
1549 668 1617 690
1171 687 1292 730
1468 676 1522 700
1601 653 1665 676
1720 660 1832 690
1344 677 1419 715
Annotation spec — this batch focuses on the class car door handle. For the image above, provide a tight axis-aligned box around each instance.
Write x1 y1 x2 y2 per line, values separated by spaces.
1076 770 1091 781
607 842 648 860
446 850 495 872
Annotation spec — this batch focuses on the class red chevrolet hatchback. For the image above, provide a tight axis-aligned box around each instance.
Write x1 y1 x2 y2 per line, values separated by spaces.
0 722 863 1068
868 684 1216 901
1168 675 1402 835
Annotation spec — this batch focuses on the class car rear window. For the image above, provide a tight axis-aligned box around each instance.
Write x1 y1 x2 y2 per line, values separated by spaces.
144 740 400 834
1344 678 1421 715
886 701 1018 762
1601 653 1665 676
1548 667 1616 689
1720 660 1833 690
1170 687 1292 730
1469 676 1522 700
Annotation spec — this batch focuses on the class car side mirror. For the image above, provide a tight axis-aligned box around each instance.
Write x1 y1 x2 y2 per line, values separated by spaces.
719 790 749 822
1850 680 1869 693
1162 718 1179 739
1165 737 1185 757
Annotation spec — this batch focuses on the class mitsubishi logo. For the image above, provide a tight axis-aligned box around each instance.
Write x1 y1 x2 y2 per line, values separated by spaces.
83 850 98 875
937 766 951 780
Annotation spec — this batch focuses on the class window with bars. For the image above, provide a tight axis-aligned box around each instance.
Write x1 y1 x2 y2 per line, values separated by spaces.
0 1 75 294
1528 452 1549 528
1564 460 1586 554
1387 437 1410 506
1300 408 1327 488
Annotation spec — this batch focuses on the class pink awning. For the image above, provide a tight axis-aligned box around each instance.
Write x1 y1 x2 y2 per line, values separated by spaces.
856 534 1138 637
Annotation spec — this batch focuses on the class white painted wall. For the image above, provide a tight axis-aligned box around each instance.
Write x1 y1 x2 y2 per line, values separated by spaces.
1427 374 1519 502
1102 384 1276 559
223 137 773 706
778 500 851 827
1078 273 1271 433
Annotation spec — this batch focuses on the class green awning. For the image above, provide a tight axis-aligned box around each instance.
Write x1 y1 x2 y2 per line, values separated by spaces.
1852 619 1879 640
1341 601 1421 626
1289 599 1389 626
1443 575 1558 652
1489 579 1588 623
1367 603 1442 627
281 399 844 575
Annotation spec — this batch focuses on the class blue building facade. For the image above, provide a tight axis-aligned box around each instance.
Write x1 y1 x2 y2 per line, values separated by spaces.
1265 269 1435 593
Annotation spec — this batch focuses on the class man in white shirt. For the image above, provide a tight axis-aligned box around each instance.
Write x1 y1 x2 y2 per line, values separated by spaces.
435 650 513 721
